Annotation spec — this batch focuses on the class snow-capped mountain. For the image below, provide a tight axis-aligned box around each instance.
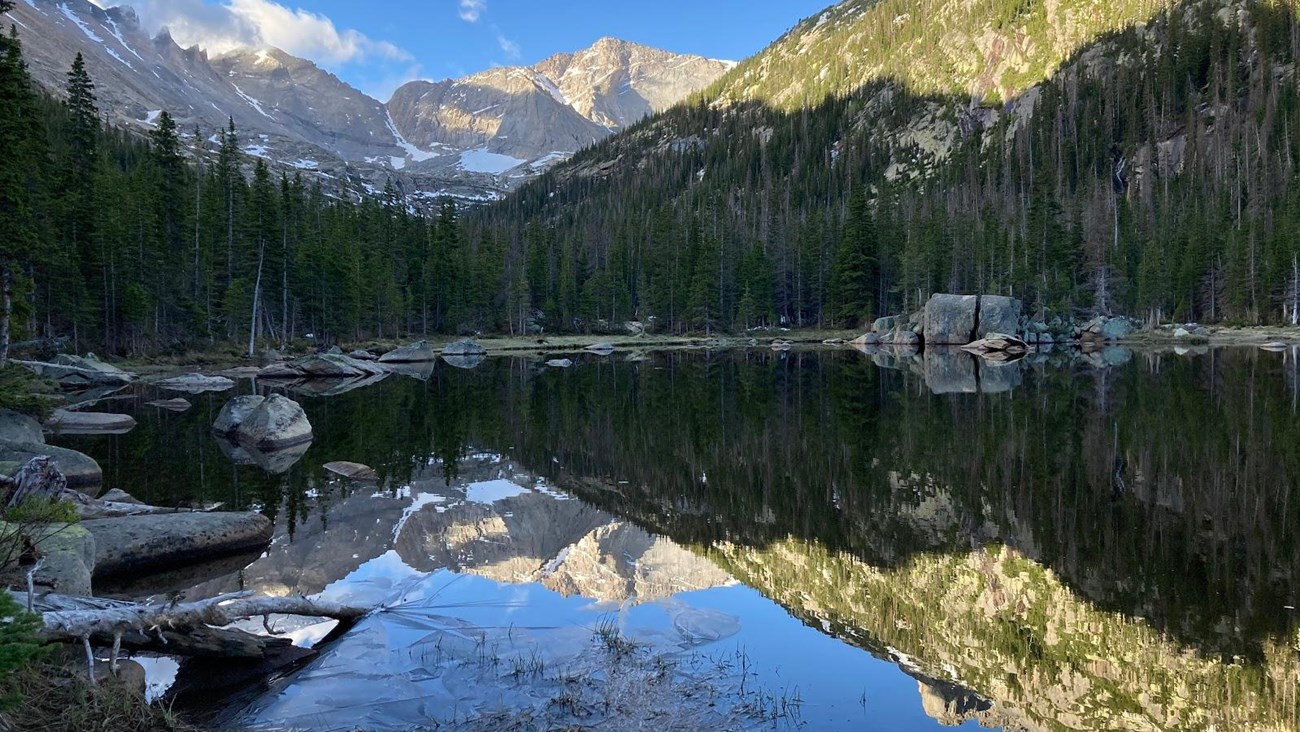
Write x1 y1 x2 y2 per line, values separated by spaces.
3 0 731 201
387 37 734 166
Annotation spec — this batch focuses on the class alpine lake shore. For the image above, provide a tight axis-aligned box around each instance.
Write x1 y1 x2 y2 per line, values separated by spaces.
3 296 1300 731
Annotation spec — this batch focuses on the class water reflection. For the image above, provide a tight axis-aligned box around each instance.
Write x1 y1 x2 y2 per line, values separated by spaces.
54 347 1300 730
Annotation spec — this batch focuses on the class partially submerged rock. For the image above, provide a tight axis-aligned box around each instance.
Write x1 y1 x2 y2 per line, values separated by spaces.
237 395 313 450
146 398 193 412
323 461 379 482
155 373 236 394
44 409 137 435
259 354 384 380
81 512 274 577
379 341 439 363
442 340 487 357
585 342 616 355
15 357 135 387
1260 341 1290 352
213 395 266 437
349 349 377 361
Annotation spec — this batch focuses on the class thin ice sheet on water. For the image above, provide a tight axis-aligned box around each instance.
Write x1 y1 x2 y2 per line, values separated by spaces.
237 569 758 731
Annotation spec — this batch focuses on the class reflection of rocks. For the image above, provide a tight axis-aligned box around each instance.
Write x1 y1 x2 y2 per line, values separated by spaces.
154 373 236 393
918 351 1024 395
214 436 311 475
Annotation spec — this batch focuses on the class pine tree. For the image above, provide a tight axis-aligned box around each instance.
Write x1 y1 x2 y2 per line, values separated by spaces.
0 21 41 364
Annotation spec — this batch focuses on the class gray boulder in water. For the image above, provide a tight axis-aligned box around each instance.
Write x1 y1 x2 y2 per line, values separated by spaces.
15 356 135 387
213 395 266 436
154 373 236 393
82 512 273 576
238 394 313 450
923 294 979 345
379 340 440 363
44 409 137 435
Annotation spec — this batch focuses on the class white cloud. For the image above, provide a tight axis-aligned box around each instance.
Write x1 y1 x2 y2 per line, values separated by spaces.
109 0 412 67
458 0 485 23
496 33 520 60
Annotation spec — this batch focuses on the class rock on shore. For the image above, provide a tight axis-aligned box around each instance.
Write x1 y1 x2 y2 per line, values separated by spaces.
82 512 274 577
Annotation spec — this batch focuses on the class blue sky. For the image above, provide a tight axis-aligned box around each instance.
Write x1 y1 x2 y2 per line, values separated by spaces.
109 0 832 100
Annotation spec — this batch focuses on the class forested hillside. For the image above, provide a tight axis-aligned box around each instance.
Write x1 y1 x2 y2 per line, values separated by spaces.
5 0 1300 356
0 4 500 359
479 0 1300 331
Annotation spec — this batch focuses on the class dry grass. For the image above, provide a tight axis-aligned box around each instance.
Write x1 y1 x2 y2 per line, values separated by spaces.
0 661 196 732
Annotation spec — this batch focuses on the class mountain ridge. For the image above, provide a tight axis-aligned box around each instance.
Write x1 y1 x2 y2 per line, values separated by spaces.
2 0 730 200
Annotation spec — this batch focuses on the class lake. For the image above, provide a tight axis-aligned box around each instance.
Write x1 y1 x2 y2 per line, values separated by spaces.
53 345 1300 731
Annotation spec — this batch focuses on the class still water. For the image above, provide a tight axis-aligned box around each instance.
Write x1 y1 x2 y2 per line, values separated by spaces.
54 346 1300 730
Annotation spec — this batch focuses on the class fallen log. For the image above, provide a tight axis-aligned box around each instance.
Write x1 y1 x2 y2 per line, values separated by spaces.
11 589 368 681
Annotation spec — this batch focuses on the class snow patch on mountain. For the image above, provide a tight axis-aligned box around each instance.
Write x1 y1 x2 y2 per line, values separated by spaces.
231 83 274 120
458 148 526 175
385 111 440 163
58 3 101 44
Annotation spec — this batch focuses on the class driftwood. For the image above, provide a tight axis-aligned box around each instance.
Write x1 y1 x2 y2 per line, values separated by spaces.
12 589 368 682
2 456 199 519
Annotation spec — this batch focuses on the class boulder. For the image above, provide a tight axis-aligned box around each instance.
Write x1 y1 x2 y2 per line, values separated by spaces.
237 395 313 450
146 398 192 412
29 523 96 596
348 350 376 361
976 296 1022 339
261 348 283 367
546 359 574 368
100 488 145 505
81 511 273 576
325 345 344 356
872 316 898 335
0 442 101 491
770 339 793 350
1174 327 1192 338
290 354 369 379
14 358 134 387
0 409 45 445
443 340 488 357
154 373 236 394
44 409 137 435
584 342 616 355
323 461 379 482
1101 317 1134 341
213 395 266 437
923 294 979 345
379 341 439 363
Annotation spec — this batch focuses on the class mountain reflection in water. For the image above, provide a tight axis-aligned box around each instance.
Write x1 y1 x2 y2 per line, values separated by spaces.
59 346 1300 730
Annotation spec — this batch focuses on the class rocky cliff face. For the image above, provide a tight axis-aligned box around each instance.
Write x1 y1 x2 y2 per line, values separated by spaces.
385 37 732 171
4 0 729 201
